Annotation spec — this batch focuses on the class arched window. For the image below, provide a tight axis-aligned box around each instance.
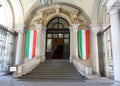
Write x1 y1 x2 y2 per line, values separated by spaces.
47 17 70 29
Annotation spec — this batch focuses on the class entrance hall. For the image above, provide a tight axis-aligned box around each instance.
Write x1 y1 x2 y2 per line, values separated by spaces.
0 0 120 85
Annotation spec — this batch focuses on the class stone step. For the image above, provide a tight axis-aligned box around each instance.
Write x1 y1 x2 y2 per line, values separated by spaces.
21 76 84 80
31 69 78 71
27 73 80 76
20 60 86 80
22 75 85 79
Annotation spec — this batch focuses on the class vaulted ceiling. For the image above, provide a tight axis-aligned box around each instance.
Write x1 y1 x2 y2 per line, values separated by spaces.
19 0 102 25
0 0 103 28
20 0 95 19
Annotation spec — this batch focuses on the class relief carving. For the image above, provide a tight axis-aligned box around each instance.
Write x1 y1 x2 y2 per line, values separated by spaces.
43 8 56 18
33 12 43 25
30 5 87 28
60 8 70 17
71 11 86 27
111 1 120 8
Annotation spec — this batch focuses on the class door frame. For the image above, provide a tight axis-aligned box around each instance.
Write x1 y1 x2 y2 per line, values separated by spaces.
45 29 70 59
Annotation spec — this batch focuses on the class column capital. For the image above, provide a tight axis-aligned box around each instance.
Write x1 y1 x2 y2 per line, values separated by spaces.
35 24 46 31
35 24 43 29
71 24 80 29
69 24 80 32
14 24 25 33
103 0 120 14
110 1 120 15
89 24 102 33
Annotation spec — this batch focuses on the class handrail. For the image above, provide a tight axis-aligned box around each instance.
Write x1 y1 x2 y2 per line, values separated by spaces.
73 58 92 79
14 57 41 77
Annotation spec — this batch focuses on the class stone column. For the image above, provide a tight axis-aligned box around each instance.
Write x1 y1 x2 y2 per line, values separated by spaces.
35 24 42 58
35 24 46 62
41 27 46 62
69 26 73 62
69 24 79 62
14 25 25 65
109 1 120 81
90 25 101 75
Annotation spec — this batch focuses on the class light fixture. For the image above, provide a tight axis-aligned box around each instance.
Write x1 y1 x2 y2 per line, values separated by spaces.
40 0 53 6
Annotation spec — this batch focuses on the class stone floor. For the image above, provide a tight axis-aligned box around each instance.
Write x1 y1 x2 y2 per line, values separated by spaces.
0 75 120 86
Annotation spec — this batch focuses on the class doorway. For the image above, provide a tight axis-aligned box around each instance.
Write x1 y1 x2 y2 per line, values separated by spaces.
45 17 70 59
52 38 64 59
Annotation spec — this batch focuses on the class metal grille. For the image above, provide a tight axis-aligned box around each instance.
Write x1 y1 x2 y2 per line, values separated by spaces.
0 25 16 74
47 17 70 29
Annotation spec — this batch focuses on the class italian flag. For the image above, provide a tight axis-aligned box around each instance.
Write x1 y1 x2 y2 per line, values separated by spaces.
26 29 37 60
78 30 90 61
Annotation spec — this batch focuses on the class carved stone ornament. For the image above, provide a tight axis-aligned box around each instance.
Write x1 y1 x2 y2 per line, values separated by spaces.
33 13 43 25
111 1 120 9
60 8 70 17
43 8 56 18
70 11 86 26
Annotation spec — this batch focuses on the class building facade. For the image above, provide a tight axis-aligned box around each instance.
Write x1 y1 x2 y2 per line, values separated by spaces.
0 0 120 81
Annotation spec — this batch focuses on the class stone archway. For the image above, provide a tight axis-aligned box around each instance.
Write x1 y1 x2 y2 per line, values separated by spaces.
26 3 89 29
25 3 91 62
0 0 13 28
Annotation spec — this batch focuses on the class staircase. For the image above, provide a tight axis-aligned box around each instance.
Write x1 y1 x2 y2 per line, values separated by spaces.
20 60 86 80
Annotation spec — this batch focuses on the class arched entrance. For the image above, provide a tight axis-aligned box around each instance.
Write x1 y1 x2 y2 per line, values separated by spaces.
45 17 70 59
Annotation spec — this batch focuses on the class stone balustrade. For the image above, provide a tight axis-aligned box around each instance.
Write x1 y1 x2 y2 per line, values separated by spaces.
73 58 92 79
14 57 41 77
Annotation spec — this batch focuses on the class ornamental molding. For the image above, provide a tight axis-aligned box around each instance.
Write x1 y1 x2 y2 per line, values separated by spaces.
30 4 87 28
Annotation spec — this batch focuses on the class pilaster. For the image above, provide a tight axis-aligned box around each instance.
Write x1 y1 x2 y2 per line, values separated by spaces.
69 24 79 62
35 24 46 62
109 0 120 81
89 25 102 75
14 24 25 65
